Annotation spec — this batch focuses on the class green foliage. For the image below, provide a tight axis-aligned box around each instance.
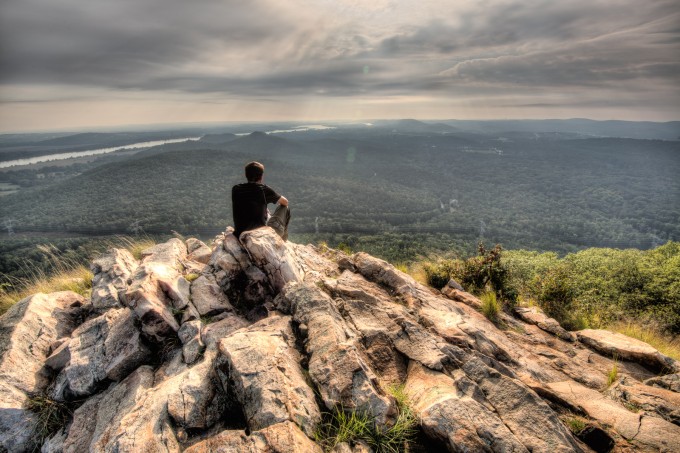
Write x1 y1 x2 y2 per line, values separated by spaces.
422 260 456 289
315 407 372 451
503 242 680 334
336 242 353 255
2 132 679 258
480 292 501 322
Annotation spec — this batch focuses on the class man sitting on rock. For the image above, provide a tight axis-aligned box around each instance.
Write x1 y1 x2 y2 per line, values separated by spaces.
232 161 290 241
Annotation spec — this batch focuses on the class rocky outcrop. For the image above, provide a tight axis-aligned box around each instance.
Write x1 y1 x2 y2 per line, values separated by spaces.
515 306 576 342
1 226 679 453
577 329 679 373
218 315 321 436
0 292 85 452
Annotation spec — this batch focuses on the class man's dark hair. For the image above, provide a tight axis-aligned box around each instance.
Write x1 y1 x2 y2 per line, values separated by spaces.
245 161 264 182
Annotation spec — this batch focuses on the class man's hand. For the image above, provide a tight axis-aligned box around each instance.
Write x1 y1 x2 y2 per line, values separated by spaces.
278 196 289 207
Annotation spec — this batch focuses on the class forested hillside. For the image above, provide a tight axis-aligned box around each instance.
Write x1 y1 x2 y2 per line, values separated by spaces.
1 127 678 255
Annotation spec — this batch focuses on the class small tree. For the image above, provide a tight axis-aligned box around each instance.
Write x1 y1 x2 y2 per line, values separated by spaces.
454 242 517 303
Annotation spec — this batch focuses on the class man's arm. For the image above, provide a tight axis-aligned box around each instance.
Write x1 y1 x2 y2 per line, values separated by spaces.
278 195 288 207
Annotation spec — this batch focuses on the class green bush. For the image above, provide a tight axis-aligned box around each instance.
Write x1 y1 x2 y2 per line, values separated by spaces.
422 260 456 289
503 242 680 333
480 292 501 322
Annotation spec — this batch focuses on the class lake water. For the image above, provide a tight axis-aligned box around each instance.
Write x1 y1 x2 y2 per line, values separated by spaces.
0 137 202 169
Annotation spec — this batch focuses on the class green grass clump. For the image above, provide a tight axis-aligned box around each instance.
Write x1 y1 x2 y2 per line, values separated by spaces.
480 291 501 322
606 358 619 388
315 407 372 450
185 273 200 282
564 416 586 435
26 395 73 451
315 386 418 452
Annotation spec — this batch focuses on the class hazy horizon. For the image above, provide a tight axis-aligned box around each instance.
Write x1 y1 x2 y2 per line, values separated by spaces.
1 0 679 132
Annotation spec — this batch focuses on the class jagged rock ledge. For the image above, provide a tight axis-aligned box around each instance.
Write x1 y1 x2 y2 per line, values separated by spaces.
1 227 679 452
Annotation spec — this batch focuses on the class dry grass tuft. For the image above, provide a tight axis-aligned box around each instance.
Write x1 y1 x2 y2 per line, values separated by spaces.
0 236 156 316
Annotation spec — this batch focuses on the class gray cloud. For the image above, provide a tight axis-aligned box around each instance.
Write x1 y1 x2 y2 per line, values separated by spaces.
0 0 678 126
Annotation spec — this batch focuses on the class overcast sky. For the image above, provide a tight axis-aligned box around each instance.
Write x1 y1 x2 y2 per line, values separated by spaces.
1 0 678 132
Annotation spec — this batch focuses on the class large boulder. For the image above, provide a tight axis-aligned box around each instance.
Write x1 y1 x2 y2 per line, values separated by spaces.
577 329 679 373
186 238 213 264
241 228 304 293
461 357 583 452
514 306 576 342
61 364 181 453
123 256 189 342
218 315 321 436
167 345 226 429
0 292 85 453
190 274 234 317
405 362 528 452
280 282 397 427
50 308 151 400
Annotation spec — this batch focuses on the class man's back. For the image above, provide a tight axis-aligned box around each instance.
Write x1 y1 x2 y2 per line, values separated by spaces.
232 182 281 237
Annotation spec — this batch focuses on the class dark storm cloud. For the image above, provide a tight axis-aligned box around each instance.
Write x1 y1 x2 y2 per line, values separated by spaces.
0 0 678 105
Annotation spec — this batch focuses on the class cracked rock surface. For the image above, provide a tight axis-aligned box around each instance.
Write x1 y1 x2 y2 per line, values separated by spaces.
1 227 679 452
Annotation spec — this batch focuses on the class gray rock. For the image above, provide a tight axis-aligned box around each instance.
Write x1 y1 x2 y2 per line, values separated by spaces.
123 261 184 342
52 308 151 400
405 362 528 452
201 313 250 347
188 244 213 265
329 271 450 371
577 329 679 372
609 376 680 425
446 278 464 291
547 379 680 451
184 421 323 453
63 364 182 453
281 282 396 427
186 237 206 254
167 345 226 429
241 228 304 293
514 306 576 342
646 373 680 393
462 357 583 452
0 291 85 453
44 340 71 371
140 238 187 266
190 274 233 316
218 315 321 436
90 248 138 312
41 428 67 453
179 319 205 364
